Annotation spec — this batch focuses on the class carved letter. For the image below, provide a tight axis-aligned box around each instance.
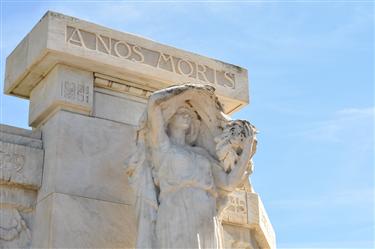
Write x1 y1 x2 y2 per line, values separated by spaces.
196 64 209 83
132 45 145 63
157 53 176 73
67 27 84 47
224 72 235 88
96 34 111 54
177 59 194 77
114 41 132 58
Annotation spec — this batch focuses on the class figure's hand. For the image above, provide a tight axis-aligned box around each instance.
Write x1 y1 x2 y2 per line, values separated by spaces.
241 122 257 159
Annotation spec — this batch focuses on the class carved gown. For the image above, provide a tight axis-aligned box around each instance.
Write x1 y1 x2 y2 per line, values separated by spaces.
154 144 222 249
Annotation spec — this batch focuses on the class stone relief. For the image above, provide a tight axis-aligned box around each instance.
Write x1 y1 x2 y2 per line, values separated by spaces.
94 74 153 99
221 191 248 225
61 80 90 103
125 84 257 249
0 150 25 182
0 208 31 248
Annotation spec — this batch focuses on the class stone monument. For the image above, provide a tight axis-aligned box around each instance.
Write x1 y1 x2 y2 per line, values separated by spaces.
1 11 275 248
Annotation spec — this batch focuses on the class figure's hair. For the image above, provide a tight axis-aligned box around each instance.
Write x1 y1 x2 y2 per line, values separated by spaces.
226 120 254 137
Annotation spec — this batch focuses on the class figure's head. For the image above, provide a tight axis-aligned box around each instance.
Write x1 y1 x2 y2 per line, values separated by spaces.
169 107 194 131
168 106 200 144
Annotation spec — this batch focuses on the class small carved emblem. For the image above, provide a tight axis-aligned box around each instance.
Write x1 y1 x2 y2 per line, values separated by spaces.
61 80 90 103
221 191 248 224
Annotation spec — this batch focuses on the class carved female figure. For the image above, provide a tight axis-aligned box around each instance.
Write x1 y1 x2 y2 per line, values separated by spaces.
125 84 257 249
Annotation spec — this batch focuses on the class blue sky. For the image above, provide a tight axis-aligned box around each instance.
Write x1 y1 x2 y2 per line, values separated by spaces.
1 1 374 248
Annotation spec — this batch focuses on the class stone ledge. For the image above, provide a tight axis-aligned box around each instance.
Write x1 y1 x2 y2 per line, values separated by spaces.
221 190 276 249
5 11 249 114
0 141 44 189
32 192 137 248
0 124 41 140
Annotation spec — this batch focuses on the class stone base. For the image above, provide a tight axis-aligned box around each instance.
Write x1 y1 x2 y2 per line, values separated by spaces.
32 193 136 248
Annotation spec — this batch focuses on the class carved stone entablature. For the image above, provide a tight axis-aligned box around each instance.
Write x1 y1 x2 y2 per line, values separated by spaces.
94 73 154 99
5 11 249 114
66 25 236 89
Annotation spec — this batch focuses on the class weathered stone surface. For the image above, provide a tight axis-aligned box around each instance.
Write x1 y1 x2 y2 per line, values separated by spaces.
93 90 146 126
221 189 249 225
247 193 276 249
38 110 136 205
223 224 259 249
5 11 249 114
32 193 136 248
0 208 32 249
0 142 43 189
0 125 42 149
220 190 276 249
0 186 37 211
29 64 93 128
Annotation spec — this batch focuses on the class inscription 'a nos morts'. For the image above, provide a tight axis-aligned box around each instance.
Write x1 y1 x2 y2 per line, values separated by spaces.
66 26 236 89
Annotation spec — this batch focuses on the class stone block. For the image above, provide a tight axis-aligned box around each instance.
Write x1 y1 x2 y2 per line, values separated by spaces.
32 193 136 248
221 190 276 249
0 185 37 211
38 110 136 205
29 64 93 128
5 11 249 114
247 193 276 249
223 224 259 249
0 124 42 149
221 190 248 225
0 141 43 189
93 89 146 125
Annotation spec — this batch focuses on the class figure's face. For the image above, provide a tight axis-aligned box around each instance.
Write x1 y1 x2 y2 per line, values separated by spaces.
170 108 193 131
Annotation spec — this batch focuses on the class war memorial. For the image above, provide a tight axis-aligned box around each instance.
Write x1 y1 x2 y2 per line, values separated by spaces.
0 11 275 248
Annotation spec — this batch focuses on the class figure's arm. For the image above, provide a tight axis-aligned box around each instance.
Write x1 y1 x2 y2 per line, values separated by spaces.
147 93 171 149
212 136 256 192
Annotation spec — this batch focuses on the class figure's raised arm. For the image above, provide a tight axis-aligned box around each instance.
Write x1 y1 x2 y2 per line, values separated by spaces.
147 93 168 148
212 122 257 192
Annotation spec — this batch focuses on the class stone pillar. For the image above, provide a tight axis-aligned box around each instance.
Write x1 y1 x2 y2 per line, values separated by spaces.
27 64 138 248
3 11 275 248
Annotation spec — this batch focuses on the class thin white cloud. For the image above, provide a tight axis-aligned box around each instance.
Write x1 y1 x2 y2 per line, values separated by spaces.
270 187 374 210
294 107 374 143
